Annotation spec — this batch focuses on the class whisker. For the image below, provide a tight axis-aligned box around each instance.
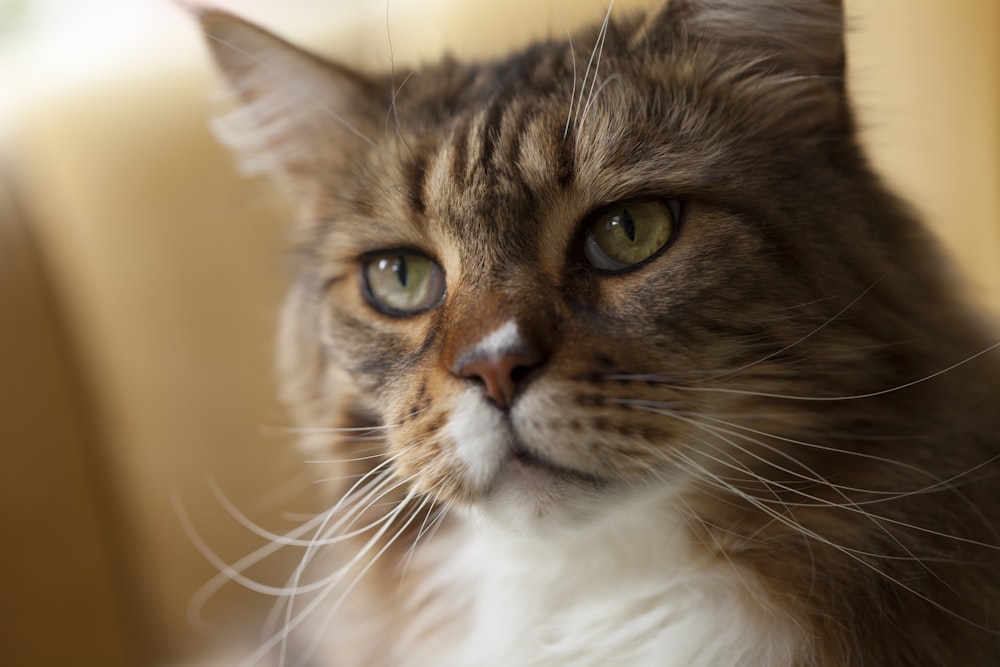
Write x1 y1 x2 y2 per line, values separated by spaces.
572 0 614 134
382 1 416 158
610 340 1000 402
562 29 577 140
398 502 446 587
688 414 937 497
385 71 416 156
617 398 992 503
257 439 436 656
618 399 1000 565
267 468 426 666
618 400 887 475
696 414 1000 503
181 453 420 633
683 423 944 578
578 73 622 142
300 492 435 666
172 489 346 631
262 424 393 435
666 447 997 632
305 451 402 467
252 490 429 667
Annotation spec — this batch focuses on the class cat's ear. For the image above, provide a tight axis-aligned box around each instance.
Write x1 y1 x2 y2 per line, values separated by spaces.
198 10 383 183
636 0 844 77
635 0 846 132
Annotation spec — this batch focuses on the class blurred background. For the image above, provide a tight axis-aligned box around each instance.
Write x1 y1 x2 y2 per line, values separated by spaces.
1 0 997 665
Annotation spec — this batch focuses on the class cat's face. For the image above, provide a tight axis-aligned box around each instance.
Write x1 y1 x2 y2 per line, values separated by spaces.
203 1 912 528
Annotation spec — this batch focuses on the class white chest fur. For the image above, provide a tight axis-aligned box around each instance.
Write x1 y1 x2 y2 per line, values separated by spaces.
397 491 803 667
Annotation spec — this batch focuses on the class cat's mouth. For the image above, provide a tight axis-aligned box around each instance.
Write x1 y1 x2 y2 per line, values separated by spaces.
476 438 611 525
507 442 606 488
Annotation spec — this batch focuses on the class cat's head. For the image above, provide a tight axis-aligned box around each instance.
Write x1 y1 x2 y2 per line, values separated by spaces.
201 0 951 529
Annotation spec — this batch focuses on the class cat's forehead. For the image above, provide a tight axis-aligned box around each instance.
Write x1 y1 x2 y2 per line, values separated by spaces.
204 1 846 256
311 5 845 276
364 76 691 273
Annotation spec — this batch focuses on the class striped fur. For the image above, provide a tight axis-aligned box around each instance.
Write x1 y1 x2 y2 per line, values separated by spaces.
200 1 1000 665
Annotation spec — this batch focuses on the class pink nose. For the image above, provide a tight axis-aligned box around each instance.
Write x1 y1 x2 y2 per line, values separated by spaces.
456 349 543 409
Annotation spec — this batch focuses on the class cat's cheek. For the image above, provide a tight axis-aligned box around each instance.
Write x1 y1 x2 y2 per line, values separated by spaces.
386 388 510 505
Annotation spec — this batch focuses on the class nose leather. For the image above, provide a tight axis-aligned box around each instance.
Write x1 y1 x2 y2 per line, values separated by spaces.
443 291 560 409
456 347 544 409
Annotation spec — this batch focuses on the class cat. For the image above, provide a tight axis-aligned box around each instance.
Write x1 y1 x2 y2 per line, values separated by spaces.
197 1 1000 665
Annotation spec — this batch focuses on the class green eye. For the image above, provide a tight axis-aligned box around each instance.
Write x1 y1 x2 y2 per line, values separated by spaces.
584 200 679 271
362 251 445 316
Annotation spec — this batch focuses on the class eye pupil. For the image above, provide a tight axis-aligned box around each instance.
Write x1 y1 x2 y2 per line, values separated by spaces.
393 256 408 287
619 210 636 242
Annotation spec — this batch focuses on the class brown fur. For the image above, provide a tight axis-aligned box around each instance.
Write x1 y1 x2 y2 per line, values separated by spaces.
201 1 1000 665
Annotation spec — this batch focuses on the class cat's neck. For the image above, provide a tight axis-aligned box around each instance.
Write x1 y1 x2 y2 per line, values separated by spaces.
398 489 805 667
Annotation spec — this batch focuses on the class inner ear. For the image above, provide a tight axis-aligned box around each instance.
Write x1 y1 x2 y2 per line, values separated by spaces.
198 9 385 181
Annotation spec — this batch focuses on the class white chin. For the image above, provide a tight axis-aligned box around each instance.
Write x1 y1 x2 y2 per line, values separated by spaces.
472 457 608 534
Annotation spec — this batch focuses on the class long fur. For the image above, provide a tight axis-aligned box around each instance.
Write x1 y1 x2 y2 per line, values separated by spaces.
197 1 1000 665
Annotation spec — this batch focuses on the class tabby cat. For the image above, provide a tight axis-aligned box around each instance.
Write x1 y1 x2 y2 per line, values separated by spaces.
198 1 1000 665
